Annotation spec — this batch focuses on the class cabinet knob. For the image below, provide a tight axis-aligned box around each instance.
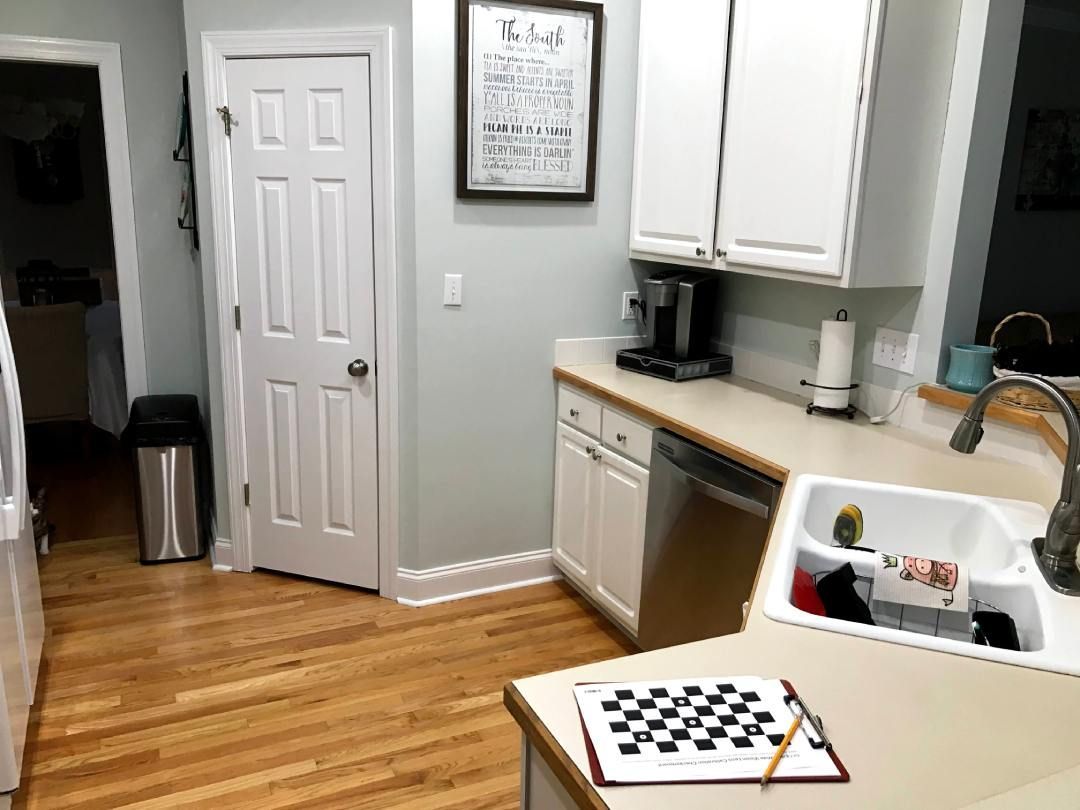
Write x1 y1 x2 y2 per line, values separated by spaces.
569 408 579 417
716 249 726 259
594 449 602 462
585 445 595 456
695 247 705 256
616 432 627 442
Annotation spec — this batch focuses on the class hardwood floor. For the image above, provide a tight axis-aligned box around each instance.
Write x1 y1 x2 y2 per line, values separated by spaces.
17 537 634 808
27 425 137 545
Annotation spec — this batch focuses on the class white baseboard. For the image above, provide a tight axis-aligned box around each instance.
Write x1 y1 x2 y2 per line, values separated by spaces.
397 549 559 607
211 538 234 572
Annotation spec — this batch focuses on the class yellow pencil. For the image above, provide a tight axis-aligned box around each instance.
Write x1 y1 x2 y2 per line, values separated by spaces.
760 711 803 788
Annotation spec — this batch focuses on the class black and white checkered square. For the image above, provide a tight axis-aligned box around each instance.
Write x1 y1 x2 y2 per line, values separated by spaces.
600 681 791 758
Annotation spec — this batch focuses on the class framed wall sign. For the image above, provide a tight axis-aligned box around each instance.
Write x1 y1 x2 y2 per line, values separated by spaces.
456 0 604 201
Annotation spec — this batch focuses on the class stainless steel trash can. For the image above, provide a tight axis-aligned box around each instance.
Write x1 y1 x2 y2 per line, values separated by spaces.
124 395 207 563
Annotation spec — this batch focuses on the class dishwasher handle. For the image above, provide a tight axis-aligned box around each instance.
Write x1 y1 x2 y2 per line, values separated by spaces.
668 458 772 520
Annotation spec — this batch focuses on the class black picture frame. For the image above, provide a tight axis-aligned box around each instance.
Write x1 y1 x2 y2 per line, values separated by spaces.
456 0 604 201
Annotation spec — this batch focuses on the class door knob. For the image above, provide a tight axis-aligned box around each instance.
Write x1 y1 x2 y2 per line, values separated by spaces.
347 359 369 377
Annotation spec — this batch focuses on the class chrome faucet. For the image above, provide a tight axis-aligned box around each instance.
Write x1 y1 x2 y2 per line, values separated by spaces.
949 374 1080 595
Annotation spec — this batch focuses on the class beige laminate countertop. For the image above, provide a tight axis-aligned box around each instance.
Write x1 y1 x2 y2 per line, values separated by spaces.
508 364 1080 809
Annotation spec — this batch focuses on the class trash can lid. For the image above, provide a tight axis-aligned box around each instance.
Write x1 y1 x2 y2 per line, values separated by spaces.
124 394 203 446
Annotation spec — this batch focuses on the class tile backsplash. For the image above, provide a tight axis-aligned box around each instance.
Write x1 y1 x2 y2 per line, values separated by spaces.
554 336 647 366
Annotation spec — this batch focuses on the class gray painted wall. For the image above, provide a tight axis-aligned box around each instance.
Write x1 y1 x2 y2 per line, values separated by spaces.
410 0 642 568
182 0 642 569
980 21 1080 324
711 272 922 389
180 0 417 554
0 0 208 406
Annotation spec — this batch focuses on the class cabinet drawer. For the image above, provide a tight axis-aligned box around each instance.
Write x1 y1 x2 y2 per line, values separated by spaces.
558 386 601 438
602 408 652 467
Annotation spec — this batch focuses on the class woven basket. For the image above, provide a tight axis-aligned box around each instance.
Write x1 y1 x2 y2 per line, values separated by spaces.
990 311 1080 412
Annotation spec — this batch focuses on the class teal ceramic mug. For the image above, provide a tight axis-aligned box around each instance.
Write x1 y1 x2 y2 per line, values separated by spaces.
945 344 995 394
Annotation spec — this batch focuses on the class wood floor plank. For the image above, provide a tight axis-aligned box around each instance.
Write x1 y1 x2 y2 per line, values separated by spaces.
16 536 633 807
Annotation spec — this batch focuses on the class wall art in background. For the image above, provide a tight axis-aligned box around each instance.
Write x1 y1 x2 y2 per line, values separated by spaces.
456 0 603 200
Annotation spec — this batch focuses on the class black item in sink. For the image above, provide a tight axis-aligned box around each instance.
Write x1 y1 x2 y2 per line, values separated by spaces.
972 611 1020 651
816 563 876 626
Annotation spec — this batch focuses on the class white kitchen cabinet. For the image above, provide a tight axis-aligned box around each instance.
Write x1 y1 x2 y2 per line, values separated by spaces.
715 0 872 278
629 0 963 288
551 422 597 588
551 388 652 637
592 449 648 633
628 0 731 261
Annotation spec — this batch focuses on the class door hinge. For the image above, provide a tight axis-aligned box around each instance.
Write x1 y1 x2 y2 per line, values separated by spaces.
243 483 250 507
234 305 241 331
216 105 236 137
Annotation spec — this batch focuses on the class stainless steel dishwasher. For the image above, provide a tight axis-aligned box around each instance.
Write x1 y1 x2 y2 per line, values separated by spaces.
638 429 782 651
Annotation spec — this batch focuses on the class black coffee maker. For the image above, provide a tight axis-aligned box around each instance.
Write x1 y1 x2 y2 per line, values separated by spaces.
616 270 732 382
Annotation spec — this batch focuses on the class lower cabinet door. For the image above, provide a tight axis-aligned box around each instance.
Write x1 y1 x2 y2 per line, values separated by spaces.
551 423 597 586
593 449 649 633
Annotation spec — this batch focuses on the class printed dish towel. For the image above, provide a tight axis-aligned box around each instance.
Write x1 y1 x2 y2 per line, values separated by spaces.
872 553 969 612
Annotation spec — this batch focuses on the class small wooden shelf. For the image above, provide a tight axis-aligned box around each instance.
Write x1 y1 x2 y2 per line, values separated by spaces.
917 385 1067 464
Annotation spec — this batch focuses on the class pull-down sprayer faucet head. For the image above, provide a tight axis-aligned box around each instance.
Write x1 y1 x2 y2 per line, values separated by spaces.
948 415 984 454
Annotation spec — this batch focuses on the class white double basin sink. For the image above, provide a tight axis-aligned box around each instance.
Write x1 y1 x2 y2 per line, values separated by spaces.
764 475 1080 676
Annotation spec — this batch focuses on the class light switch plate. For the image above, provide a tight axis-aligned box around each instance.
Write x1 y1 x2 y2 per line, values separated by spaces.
443 273 462 307
873 327 918 374
621 291 638 320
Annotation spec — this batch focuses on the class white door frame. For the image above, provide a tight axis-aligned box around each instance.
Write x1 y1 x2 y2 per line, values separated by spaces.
201 29 400 598
0 34 149 403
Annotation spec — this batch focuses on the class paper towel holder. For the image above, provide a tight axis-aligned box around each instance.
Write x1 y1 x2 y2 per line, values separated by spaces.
801 310 858 420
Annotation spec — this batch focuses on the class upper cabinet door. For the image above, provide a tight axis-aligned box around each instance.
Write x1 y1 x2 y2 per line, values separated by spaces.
716 0 873 278
628 0 731 261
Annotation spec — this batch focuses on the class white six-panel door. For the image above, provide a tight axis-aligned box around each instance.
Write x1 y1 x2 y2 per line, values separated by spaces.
227 56 379 588
715 0 872 277
628 0 731 261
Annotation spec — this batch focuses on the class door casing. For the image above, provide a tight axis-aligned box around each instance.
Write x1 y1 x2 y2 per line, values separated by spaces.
201 28 400 598
0 35 149 405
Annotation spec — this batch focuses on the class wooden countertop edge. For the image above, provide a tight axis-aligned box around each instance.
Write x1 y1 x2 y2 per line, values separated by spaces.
552 367 790 483
917 385 1068 464
504 681 608 810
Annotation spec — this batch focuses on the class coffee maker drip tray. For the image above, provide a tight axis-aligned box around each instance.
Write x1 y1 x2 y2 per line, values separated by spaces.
616 348 733 382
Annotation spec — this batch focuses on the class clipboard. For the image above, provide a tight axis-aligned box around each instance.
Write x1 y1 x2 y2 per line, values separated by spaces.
575 677 850 786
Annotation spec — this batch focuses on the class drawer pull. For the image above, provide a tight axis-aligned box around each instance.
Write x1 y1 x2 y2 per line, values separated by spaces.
616 432 627 442
569 408 580 417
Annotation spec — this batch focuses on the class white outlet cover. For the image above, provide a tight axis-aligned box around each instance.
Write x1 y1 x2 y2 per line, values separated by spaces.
621 291 638 320
873 327 918 374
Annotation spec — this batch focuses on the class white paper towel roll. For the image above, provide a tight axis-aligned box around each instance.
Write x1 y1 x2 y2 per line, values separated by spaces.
814 316 856 410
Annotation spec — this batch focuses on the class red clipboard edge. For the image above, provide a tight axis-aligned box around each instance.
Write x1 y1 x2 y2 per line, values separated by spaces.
575 679 850 787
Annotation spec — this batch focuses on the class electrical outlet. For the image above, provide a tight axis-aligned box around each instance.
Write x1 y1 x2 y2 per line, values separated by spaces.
873 327 919 374
621 291 638 320
443 273 462 307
